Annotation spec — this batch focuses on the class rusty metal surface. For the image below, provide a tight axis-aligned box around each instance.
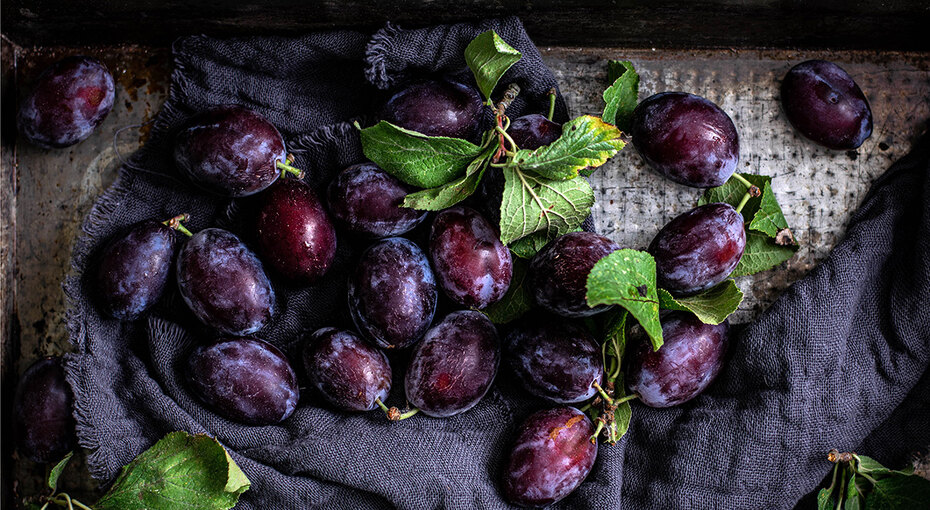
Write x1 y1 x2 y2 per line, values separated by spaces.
1 43 170 506
1 42 928 505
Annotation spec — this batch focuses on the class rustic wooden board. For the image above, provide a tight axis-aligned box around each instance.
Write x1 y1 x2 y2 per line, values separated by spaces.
1 42 927 504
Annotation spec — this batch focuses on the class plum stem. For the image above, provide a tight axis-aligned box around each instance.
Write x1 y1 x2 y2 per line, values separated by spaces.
590 418 606 444
547 87 556 121
732 173 762 197
592 381 613 404
162 213 193 237
276 157 305 180
375 398 419 421
496 126 520 153
734 191 752 214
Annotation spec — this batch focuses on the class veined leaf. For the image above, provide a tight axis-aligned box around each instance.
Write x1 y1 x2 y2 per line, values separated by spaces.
731 231 798 277
509 115 625 180
498 166 594 245
603 60 639 130
403 144 496 210
749 180 790 238
657 280 743 325
95 431 250 510
358 120 483 188
465 30 522 101
586 249 663 350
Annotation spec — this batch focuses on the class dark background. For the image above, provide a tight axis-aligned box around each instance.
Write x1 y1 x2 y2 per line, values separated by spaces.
2 0 930 50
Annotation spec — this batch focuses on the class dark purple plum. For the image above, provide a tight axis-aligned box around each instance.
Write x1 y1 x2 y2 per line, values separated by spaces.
429 206 512 309
187 337 298 425
507 114 562 150
631 92 739 188
529 231 620 318
348 238 437 349
95 216 187 320
12 357 75 463
649 203 746 296
302 328 392 412
253 178 337 284
502 407 597 507
381 79 483 140
327 163 427 237
17 56 115 149
627 311 729 407
781 59 873 150
174 105 299 197
505 320 603 404
177 228 275 335
405 311 499 417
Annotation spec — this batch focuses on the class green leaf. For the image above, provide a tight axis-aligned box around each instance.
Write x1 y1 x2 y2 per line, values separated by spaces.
657 280 743 325
403 144 496 210
731 231 799 277
498 166 594 245
586 249 663 350
749 180 790 238
698 172 771 222
482 258 532 324
357 120 483 188
95 431 250 510
845 471 865 510
464 30 522 101
855 455 897 476
47 451 73 492
819 465 841 510
602 60 639 131
864 472 930 510
508 116 625 180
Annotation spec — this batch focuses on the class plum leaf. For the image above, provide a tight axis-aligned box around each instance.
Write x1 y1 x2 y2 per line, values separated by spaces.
465 30 522 101
586 249 663 350
603 60 640 130
508 115 625 180
657 280 743 325
498 166 594 244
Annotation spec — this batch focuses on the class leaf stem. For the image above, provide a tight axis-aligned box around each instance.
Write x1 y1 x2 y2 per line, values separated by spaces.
732 173 753 188
613 393 639 405
162 213 193 237
496 126 520 153
836 467 846 510
547 88 556 121
276 157 305 180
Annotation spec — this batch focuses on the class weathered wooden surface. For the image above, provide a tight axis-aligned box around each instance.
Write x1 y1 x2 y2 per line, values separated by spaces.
1 42 927 505
3 1 930 51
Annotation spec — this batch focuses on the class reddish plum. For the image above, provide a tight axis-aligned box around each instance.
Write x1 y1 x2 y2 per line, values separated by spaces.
12 357 75 463
627 311 729 407
529 232 620 317
177 228 275 335
302 328 392 412
502 407 597 507
631 92 739 188
17 56 115 148
253 178 337 284
429 206 512 309
327 163 427 237
187 337 299 425
404 311 500 417
649 203 745 296
348 238 437 349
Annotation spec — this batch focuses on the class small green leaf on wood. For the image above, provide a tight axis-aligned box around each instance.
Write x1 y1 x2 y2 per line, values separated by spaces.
95 431 250 510
403 144 496 210
698 172 771 222
586 249 663 350
603 60 639 131
498 166 594 245
657 280 743 325
482 258 532 324
731 231 799 277
509 115 625 180
465 30 522 101
357 120 483 188
47 451 73 492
